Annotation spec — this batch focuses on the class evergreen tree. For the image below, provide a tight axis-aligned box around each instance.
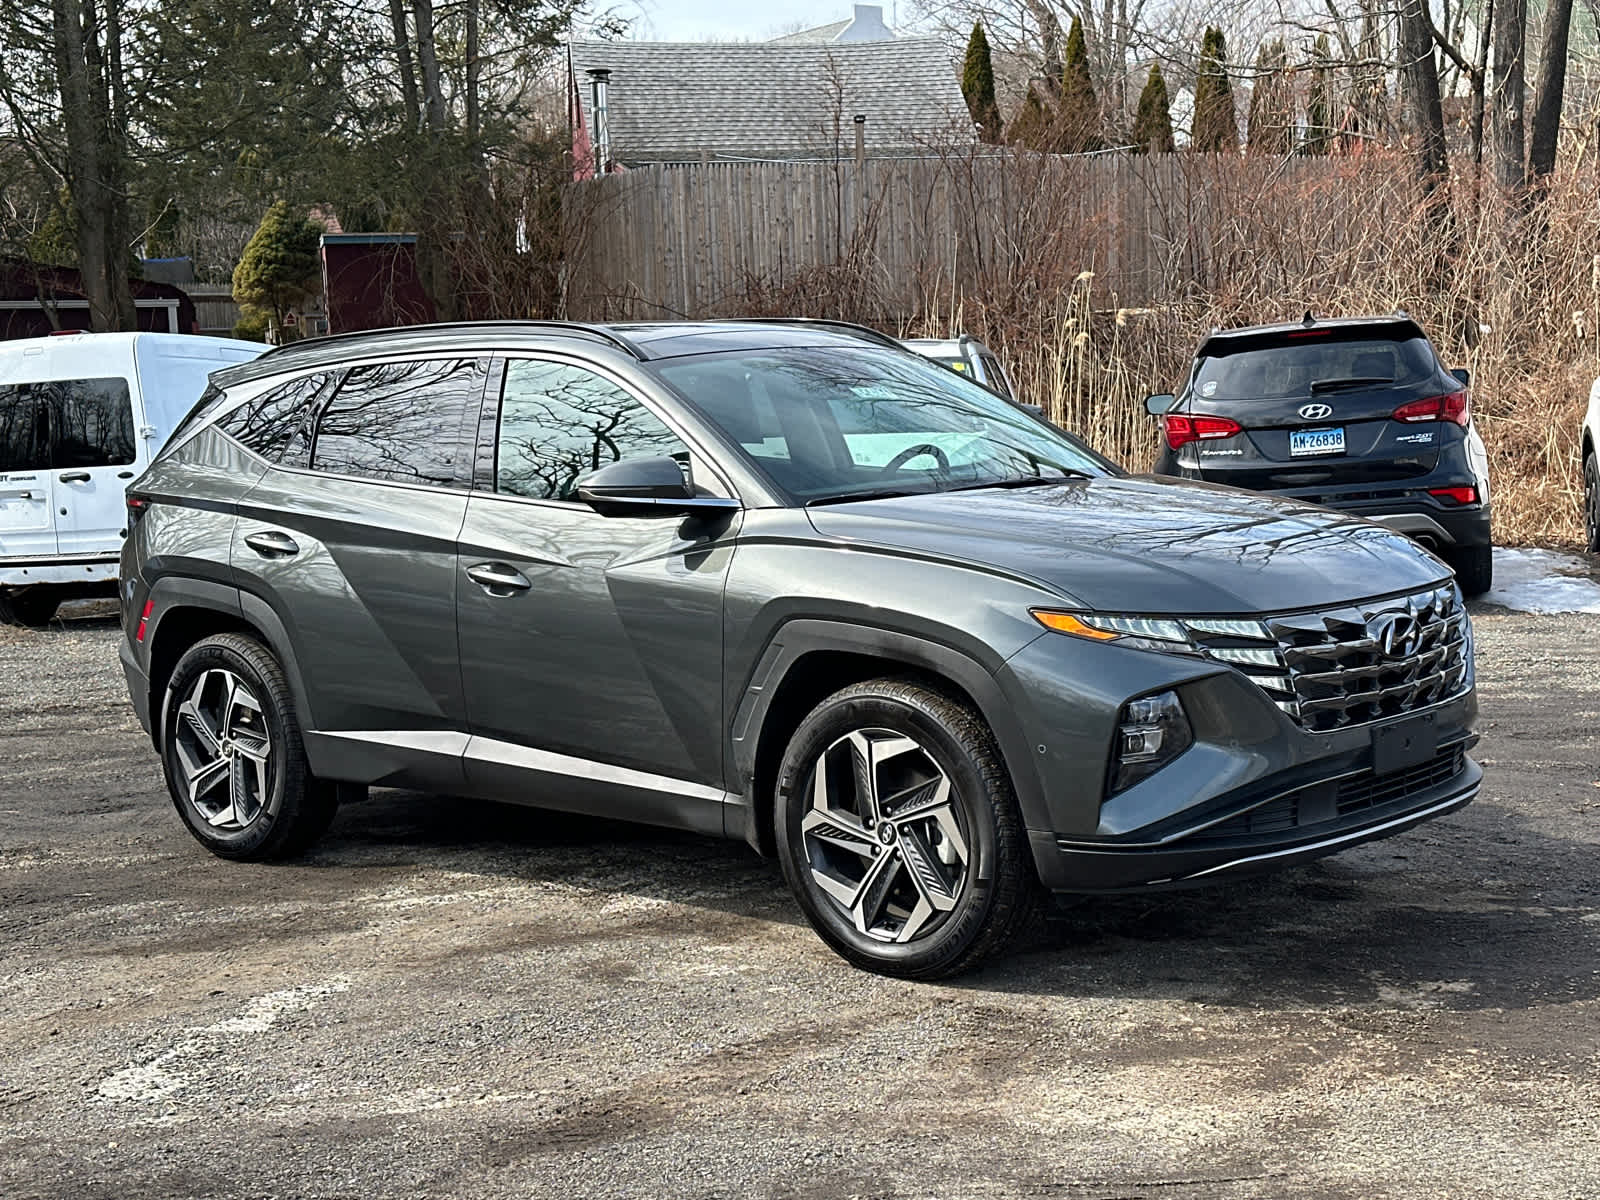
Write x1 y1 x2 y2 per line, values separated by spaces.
1131 63 1176 153
1301 34 1334 155
1009 84 1054 151
1191 27 1239 152
1058 16 1103 153
962 21 1003 143
232 202 324 341
1247 39 1293 155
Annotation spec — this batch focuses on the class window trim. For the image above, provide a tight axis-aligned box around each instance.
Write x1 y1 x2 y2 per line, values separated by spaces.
474 353 739 510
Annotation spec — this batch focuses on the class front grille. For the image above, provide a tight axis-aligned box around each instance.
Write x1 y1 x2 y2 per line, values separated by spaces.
1205 742 1467 840
1336 745 1466 816
1184 583 1471 732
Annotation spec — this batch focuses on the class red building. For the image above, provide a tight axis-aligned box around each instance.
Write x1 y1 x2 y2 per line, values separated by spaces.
320 233 436 334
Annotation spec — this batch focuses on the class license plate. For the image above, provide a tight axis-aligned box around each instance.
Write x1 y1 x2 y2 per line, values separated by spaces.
1289 427 1346 457
1372 712 1439 776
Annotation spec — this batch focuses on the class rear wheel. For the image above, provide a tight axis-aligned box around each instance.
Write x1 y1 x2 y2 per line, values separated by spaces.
774 678 1041 979
1445 544 1493 598
0 587 61 627
161 633 338 861
1584 452 1600 553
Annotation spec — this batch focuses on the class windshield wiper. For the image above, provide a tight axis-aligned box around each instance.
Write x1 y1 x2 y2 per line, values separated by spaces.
806 488 919 507
947 472 1092 492
1310 376 1394 392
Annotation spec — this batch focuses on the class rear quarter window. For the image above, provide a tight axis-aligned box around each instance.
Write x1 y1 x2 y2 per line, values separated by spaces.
217 371 341 467
1194 335 1438 400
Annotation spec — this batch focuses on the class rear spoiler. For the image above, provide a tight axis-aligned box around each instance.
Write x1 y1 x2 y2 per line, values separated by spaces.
1198 316 1428 359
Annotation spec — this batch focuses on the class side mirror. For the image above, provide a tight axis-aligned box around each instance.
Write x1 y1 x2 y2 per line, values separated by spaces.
1145 393 1176 416
576 456 740 518
1450 367 1471 387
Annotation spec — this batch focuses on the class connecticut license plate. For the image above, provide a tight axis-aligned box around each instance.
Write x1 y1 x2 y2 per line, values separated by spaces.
1289 427 1346 457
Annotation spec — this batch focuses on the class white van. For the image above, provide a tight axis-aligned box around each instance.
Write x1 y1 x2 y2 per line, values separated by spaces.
0 332 264 625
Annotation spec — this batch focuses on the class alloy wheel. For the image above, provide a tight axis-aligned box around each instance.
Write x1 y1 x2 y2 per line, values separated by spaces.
1587 456 1600 548
800 728 971 943
172 668 273 830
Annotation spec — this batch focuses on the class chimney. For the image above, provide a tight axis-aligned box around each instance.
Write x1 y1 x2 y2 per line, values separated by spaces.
587 67 612 174
837 4 893 42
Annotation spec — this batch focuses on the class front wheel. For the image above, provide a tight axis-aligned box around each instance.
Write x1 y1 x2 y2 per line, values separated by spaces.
1444 544 1494 598
1584 453 1600 554
161 633 338 861
0 587 61 627
774 678 1041 979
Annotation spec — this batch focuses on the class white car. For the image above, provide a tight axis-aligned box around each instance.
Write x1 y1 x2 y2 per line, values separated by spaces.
1584 377 1600 552
0 331 264 625
901 336 1020 401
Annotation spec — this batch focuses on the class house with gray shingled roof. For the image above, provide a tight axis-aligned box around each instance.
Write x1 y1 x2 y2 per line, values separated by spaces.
567 36 970 168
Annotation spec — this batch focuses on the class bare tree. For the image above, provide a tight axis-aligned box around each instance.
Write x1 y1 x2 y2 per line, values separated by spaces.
1489 0 1526 192
1527 0 1574 182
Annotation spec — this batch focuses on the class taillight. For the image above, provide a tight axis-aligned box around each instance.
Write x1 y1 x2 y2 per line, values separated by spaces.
1393 390 1470 426
1429 486 1479 505
1164 414 1243 450
126 493 150 526
135 599 154 644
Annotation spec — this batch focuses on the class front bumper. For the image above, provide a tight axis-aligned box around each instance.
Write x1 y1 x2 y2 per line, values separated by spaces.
995 614 1479 893
1029 742 1479 891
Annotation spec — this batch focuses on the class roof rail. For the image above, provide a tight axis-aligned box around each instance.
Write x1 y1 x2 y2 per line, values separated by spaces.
255 320 647 362
731 317 907 352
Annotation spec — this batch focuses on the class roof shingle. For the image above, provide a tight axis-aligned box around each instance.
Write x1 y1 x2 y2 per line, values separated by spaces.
568 39 970 164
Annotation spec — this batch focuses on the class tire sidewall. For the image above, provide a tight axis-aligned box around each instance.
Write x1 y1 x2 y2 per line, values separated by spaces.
1585 454 1600 552
775 689 1004 974
161 638 294 859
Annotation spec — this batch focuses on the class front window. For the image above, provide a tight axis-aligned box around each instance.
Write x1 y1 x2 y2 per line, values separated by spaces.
655 347 1108 504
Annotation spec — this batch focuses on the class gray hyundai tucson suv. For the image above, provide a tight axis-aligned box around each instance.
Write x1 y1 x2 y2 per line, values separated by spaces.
119 319 1481 978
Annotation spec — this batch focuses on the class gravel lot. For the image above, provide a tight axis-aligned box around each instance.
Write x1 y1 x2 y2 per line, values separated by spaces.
1 599 1597 1199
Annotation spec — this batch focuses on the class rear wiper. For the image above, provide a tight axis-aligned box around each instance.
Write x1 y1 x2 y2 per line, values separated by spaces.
806 488 917 507
947 472 1091 492
1310 376 1394 392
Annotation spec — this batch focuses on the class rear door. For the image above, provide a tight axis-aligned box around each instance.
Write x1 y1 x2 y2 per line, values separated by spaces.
43 377 141 557
0 383 55 559
231 357 485 775
1176 329 1461 491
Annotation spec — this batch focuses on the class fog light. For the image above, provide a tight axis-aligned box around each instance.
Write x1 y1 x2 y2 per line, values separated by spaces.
1109 689 1193 795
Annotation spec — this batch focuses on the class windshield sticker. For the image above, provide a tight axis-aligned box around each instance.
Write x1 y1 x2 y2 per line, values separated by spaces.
850 385 898 399
1201 381 1218 397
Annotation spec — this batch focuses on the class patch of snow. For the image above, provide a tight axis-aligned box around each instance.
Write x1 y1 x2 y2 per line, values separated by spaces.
1482 548 1600 614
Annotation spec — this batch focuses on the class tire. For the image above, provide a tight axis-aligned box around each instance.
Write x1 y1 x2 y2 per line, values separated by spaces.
1584 452 1600 554
1445 544 1494 598
0 587 61 627
773 678 1042 979
160 632 338 861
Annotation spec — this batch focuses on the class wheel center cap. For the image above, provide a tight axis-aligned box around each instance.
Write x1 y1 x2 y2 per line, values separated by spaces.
878 822 897 845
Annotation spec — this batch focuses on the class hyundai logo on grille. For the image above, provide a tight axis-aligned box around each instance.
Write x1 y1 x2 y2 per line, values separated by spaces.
1298 402 1333 420
1367 611 1421 660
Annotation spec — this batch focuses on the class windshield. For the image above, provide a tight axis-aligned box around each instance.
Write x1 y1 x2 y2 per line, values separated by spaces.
1194 335 1438 400
654 346 1110 503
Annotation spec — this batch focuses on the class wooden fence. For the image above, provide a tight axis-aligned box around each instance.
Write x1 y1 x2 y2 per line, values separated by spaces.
560 153 1423 321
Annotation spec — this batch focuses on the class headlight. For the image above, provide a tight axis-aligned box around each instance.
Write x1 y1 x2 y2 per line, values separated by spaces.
1030 609 1271 656
1109 689 1193 794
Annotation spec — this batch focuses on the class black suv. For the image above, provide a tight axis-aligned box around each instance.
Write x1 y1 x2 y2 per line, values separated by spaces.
119 320 1480 978
1149 315 1493 596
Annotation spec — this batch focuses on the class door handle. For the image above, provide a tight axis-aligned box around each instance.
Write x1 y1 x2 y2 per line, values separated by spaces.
244 530 300 558
465 562 532 595
117 471 134 479
58 471 91 483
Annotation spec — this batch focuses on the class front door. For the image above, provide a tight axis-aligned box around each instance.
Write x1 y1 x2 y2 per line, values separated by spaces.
456 356 739 832
44 376 142 558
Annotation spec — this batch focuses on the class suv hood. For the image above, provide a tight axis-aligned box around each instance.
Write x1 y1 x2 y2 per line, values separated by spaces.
805 475 1452 614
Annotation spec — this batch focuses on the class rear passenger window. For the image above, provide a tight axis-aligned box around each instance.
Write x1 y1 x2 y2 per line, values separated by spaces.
495 359 688 501
311 358 484 488
219 371 340 467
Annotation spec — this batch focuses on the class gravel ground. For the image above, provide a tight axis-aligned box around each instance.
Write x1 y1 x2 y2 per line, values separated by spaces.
1 599 1597 1199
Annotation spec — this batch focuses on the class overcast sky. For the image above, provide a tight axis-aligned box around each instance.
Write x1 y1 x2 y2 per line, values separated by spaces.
611 1 913 41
